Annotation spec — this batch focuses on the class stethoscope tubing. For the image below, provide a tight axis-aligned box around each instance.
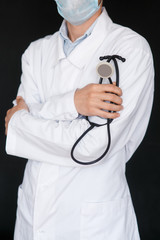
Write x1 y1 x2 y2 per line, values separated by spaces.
71 55 126 165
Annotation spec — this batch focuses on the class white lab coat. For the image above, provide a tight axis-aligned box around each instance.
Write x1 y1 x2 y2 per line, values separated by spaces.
6 8 154 240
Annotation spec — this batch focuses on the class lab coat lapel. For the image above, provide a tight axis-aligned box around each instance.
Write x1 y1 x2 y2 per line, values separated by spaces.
67 8 113 69
50 8 112 69
49 33 66 68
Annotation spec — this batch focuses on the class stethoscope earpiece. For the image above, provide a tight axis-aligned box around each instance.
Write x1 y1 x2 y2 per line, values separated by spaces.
96 62 114 79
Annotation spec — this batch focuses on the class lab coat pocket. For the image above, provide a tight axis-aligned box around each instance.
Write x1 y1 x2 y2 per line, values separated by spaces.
14 185 23 239
80 196 137 240
17 184 33 224
15 184 33 240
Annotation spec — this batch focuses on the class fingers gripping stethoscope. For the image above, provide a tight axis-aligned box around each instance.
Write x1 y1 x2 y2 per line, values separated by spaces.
71 55 126 165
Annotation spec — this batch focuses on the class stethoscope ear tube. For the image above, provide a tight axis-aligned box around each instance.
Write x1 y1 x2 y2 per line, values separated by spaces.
71 55 126 165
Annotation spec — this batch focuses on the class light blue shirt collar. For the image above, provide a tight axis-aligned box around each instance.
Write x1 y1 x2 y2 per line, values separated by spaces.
59 19 98 57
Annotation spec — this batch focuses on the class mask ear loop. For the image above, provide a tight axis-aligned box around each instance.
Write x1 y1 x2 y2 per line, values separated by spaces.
70 55 126 165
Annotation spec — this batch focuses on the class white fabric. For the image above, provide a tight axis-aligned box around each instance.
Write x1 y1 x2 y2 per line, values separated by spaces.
6 8 154 240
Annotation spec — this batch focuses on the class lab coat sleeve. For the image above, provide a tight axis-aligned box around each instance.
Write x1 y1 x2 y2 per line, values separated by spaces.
6 44 154 167
27 90 79 120
12 45 79 121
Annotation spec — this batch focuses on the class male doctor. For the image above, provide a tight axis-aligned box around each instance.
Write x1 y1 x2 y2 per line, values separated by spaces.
5 0 154 239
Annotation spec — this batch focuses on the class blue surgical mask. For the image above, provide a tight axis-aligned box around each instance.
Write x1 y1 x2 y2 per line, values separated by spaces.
55 0 101 26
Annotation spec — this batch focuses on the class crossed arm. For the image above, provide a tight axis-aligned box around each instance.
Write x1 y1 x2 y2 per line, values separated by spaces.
5 43 154 167
5 83 123 135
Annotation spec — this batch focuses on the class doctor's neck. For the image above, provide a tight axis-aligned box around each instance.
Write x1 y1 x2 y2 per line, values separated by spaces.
67 3 103 42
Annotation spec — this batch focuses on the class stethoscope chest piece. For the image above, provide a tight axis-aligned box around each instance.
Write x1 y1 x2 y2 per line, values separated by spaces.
71 55 126 165
96 62 114 79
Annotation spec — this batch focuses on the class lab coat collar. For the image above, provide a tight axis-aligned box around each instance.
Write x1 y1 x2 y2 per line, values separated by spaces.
52 7 113 69
59 17 97 44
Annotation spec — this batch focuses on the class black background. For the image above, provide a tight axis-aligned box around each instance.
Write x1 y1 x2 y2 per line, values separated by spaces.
0 0 159 239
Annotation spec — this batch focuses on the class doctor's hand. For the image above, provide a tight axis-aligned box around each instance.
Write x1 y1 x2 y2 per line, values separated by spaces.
74 83 123 119
5 96 29 136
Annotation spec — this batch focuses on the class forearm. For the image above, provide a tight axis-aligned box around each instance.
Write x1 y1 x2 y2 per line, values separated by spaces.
6 78 154 168
28 89 79 121
6 109 95 167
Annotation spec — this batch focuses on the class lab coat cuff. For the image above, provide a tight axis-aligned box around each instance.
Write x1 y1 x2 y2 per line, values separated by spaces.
62 89 79 120
5 109 27 155
38 89 79 120
28 103 42 117
88 116 107 125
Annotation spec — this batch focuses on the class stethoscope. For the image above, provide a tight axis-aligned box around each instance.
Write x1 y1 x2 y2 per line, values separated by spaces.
71 55 126 165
